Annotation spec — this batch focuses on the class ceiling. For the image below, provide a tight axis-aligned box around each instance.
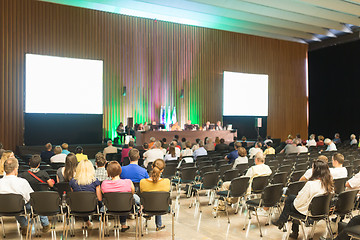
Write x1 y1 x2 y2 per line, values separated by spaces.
41 0 360 44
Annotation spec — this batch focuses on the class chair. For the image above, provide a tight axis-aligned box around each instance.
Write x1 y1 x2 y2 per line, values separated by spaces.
235 163 248 175
29 191 63 238
197 161 212 169
334 177 348 194
287 193 334 240
215 176 250 221
215 160 227 169
30 182 50 192
289 170 306 182
333 190 358 232
199 165 216 177
54 182 72 197
271 172 288 185
251 175 270 195
140 192 174 239
162 163 178 179
0 194 30 239
50 163 64 170
294 163 308 171
45 169 58 175
286 181 306 196
190 171 220 211
243 183 284 237
345 225 360 240
172 167 197 198
106 153 117 161
102 192 137 238
122 157 130 166
218 164 232 179
223 169 240 182
347 166 354 177
65 191 102 238
277 165 293 173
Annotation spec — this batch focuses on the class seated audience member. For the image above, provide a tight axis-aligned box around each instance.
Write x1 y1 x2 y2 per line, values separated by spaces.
294 134 302 144
225 142 242 164
205 137 215 151
333 133 341 144
148 137 156 149
121 141 134 163
180 141 193 158
245 152 271 179
143 141 164 168
57 153 78 183
285 135 293 144
102 161 136 232
330 153 348 179
280 140 299 155
193 141 207 160
121 149 149 185
170 141 181 157
103 140 118 159
317 135 325 146
232 147 248 170
215 138 229 152
229 137 237 149
241 136 247 148
164 146 178 162
324 138 337 151
257 136 264 147
75 146 88 162
192 138 201 152
50 146 67 163
69 159 102 228
264 136 273 146
0 157 50 235
61 143 70 155
350 134 358 145
170 122 181 131
94 152 110 182
162 138 169 149
272 159 334 239
19 155 54 189
297 141 308 153
306 134 317 147
248 142 263 159
0 150 14 175
40 143 55 163
215 121 223 130
140 159 170 231
300 155 328 181
263 143 275 156
174 135 181 148
181 138 187 149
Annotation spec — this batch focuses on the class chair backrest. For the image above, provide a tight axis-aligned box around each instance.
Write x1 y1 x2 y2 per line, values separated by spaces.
223 169 240 181
271 172 288 185
229 176 250 197
123 157 130 166
50 163 64 170
197 161 212 169
55 182 72 197
295 163 308 171
218 164 232 176
0 194 25 213
335 190 358 215
66 191 97 213
252 175 270 193
106 153 116 161
309 193 334 217
334 177 348 194
346 166 353 177
290 170 306 182
202 171 220 189
103 192 134 212
179 167 196 181
235 163 248 175
277 164 292 173
180 162 195 169
140 191 170 213
262 183 284 207
30 191 60 216
286 181 306 196
162 164 178 178
200 165 216 176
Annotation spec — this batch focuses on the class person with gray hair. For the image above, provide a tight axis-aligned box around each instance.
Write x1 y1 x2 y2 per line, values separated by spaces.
248 142 263 159
350 134 358 145
306 134 317 147
0 158 50 235
324 138 337 151
143 141 164 168
193 140 207 160
280 140 299 155
245 152 272 179
103 140 118 158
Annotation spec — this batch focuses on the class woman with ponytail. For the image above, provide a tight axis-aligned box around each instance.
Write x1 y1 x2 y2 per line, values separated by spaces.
140 159 170 231
272 157 334 239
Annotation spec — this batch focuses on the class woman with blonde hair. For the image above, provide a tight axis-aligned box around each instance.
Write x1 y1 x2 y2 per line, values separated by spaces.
140 159 170 231
69 159 102 228
0 150 14 175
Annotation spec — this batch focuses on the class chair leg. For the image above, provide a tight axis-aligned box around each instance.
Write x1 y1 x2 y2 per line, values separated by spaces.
0 217 5 238
254 208 263 237
299 221 307 240
197 191 202 213
243 207 250 230
172 211 175 240
225 202 230 224
326 218 334 240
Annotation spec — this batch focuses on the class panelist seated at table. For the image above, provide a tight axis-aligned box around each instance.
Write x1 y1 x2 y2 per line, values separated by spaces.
215 121 223 131
170 122 182 131
184 120 194 131
203 121 215 131
150 122 165 131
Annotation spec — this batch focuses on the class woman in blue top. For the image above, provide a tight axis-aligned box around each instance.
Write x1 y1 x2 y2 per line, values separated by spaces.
69 159 102 228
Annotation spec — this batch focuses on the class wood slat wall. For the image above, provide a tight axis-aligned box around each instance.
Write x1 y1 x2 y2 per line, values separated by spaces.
0 0 308 150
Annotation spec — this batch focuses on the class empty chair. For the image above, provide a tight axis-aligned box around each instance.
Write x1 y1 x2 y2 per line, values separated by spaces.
289 170 306 182
218 164 232 178
235 163 248 175
106 153 117 161
162 164 178 179
277 165 293 173
173 167 197 197
197 161 213 169
251 175 270 195
294 163 308 171
199 165 216 177
122 157 130 166
271 172 288 185
223 169 240 182
333 190 358 231
334 177 348 194
215 160 227 169
286 181 306 196
50 163 64 170
30 182 50 192
346 166 354 177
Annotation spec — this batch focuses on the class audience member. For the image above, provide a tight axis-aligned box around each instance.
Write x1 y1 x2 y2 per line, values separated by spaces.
232 147 248 170
214 137 220 145
241 136 247 148
330 153 348 179
57 153 78 183
192 138 201 152
248 142 263 159
229 137 237 149
0 150 14 175
205 137 215 151
162 138 169 149
272 159 334 239
94 152 110 182
264 136 273 146
317 135 325 146
333 133 341 144
170 141 181 157
306 134 317 147
193 141 207 160
103 140 118 159
181 138 187 149
61 143 70 155
324 138 337 151
180 141 193 158
294 134 302 144
148 137 156 149
19 154 54 188
121 141 134 163
50 146 67 163
40 143 55 163
245 152 271 179
0 157 50 235
121 148 149 185
75 146 88 162
143 141 164 168
285 135 293 144
280 140 299 155
263 143 275 156
69 159 102 228
164 146 178 162
174 135 181 147
350 134 357 145
225 142 241 164
215 138 229 152
297 141 308 153
101 161 136 232
140 159 170 231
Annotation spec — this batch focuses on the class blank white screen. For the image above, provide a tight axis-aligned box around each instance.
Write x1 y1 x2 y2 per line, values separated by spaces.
223 71 268 116
25 54 103 114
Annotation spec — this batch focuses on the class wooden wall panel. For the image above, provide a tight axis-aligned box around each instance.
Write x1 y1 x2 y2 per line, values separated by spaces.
0 0 308 150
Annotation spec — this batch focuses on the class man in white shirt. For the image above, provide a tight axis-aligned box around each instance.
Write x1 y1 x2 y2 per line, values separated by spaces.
324 138 337 151
306 134 317 147
143 141 164 168
103 140 118 158
245 152 272 178
0 158 50 235
297 142 308 153
330 153 348 179
193 141 207 160
50 145 67 163
300 155 328 181
248 142 263 159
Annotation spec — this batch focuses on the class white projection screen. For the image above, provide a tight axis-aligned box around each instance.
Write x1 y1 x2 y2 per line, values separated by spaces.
25 54 103 114
223 71 268 116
